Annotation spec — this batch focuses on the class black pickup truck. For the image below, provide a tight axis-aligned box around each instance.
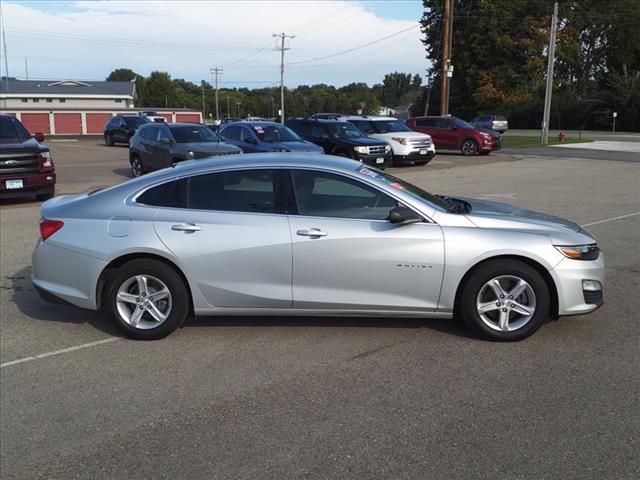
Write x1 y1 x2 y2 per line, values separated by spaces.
0 114 55 201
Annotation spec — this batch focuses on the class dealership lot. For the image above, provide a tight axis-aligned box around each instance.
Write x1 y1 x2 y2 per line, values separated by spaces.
1 140 639 479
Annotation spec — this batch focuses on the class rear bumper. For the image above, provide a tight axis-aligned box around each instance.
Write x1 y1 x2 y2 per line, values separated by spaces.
1 173 55 198
32 239 104 310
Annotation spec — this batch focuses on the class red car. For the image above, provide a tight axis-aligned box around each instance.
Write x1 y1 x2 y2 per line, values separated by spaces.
0 114 55 201
407 115 500 156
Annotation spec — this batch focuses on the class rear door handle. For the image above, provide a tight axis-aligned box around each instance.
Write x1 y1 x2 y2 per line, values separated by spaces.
171 223 202 233
296 228 327 237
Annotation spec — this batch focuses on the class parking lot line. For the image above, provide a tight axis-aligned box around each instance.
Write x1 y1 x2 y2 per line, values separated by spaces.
0 338 120 369
581 211 640 227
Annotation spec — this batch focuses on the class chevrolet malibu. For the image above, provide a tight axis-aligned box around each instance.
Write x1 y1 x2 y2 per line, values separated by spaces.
32 154 604 341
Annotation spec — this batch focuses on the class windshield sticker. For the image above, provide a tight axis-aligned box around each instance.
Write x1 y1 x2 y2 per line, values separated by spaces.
389 182 405 190
357 166 384 180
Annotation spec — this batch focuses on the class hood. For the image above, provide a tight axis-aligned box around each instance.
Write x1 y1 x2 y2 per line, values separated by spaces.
340 136 388 147
180 142 241 153
277 141 323 153
0 137 47 152
477 127 501 140
460 197 595 244
368 131 432 141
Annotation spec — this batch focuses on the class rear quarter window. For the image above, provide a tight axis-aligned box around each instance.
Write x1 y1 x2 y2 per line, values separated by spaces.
136 180 187 208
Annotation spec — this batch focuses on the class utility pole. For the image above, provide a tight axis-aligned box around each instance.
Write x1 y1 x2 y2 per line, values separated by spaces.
1 0 9 86
273 32 294 123
210 67 223 121
24 57 28 80
439 0 453 116
201 83 206 119
541 2 558 145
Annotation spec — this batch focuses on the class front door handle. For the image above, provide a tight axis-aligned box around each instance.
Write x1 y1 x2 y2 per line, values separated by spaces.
296 228 327 237
171 223 202 233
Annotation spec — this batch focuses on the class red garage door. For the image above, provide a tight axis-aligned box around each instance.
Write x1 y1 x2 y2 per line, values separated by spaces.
86 113 113 134
175 113 201 123
54 113 82 134
21 113 50 134
158 114 173 122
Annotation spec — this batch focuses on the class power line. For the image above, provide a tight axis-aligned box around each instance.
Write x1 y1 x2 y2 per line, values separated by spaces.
288 24 419 65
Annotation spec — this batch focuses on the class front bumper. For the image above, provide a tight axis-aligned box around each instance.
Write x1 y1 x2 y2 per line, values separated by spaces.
353 152 393 168
393 150 436 165
1 173 56 198
553 253 605 316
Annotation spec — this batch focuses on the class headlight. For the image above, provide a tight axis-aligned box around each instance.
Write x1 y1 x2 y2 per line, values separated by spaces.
186 151 195 159
39 151 53 167
555 244 600 261
391 137 407 145
384 145 391 153
353 146 368 154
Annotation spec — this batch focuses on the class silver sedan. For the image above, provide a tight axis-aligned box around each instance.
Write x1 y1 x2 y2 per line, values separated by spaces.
32 154 604 341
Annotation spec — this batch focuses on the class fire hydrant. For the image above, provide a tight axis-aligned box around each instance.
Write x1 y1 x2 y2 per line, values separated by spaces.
559 131 566 143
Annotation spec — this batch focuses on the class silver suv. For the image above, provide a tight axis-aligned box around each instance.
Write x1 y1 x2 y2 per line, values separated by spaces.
340 115 435 167
471 115 508 133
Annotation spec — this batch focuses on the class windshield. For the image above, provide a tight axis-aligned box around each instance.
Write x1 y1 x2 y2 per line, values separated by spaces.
327 122 366 140
124 117 149 128
170 125 219 143
356 166 451 211
372 120 411 133
453 117 475 129
0 116 31 139
252 124 301 142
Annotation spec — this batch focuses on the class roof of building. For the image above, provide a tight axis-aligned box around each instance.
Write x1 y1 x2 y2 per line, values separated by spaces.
0 79 135 96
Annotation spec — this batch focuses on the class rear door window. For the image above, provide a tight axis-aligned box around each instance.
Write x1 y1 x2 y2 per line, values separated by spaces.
222 126 241 141
187 170 277 213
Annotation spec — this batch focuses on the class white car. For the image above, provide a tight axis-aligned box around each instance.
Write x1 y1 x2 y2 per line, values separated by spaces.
341 115 435 167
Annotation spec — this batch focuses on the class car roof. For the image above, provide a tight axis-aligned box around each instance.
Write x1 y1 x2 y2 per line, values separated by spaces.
221 121 281 127
340 115 398 121
288 118 353 125
140 122 203 127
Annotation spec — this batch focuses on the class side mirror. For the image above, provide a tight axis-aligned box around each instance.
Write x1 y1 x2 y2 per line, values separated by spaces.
245 137 257 145
34 132 45 142
388 206 424 225
159 137 172 144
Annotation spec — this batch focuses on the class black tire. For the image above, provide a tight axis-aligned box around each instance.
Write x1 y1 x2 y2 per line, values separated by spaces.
130 155 144 177
36 187 55 202
457 259 550 341
105 133 114 146
106 259 190 340
460 138 479 156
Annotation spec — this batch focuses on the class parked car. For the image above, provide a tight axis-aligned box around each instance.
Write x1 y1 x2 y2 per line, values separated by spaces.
220 117 240 125
137 110 166 123
471 115 509 133
340 115 435 166
286 118 391 168
309 113 345 120
243 117 267 122
0 114 55 201
104 115 150 146
407 116 499 155
128 122 241 177
219 121 323 154
32 153 604 341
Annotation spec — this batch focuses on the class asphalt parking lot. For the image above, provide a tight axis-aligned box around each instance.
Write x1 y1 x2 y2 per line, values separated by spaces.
1 139 639 479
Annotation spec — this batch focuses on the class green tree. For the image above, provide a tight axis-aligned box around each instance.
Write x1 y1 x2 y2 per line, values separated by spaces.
142 71 177 108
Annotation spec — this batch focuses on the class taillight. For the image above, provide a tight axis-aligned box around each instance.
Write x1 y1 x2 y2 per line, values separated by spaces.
40 219 64 241
38 151 54 173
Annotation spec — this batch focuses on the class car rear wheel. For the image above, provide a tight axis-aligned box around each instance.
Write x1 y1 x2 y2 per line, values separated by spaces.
106 259 190 340
130 156 144 177
458 260 550 341
460 139 479 156
105 133 114 146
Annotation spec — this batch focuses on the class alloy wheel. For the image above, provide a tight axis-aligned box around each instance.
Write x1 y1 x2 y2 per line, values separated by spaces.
476 275 536 332
461 139 478 155
115 275 172 329
131 158 142 177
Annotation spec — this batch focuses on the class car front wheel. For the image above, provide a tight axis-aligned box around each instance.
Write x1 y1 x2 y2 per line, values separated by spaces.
130 156 144 177
106 259 190 340
105 133 114 146
460 139 479 156
458 260 550 341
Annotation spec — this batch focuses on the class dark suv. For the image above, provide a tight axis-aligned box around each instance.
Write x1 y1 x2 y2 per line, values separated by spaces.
129 122 241 177
0 114 55 201
406 116 499 155
285 118 391 168
104 115 150 146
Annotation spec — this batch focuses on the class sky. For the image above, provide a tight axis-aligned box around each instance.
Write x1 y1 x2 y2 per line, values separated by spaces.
0 0 428 88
